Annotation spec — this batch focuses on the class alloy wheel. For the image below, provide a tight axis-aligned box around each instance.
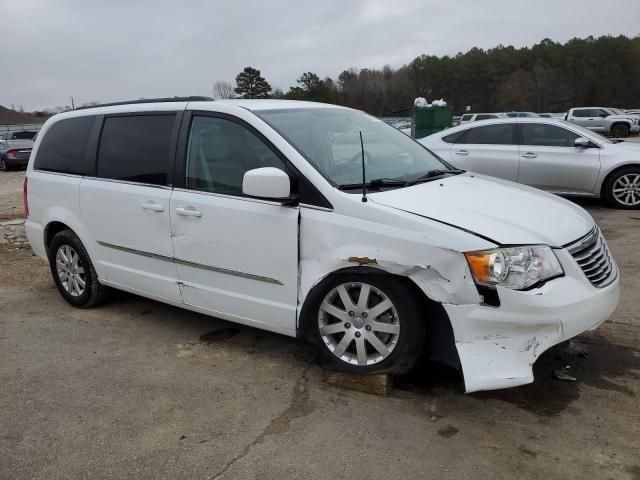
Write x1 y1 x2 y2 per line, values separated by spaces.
318 282 400 366
612 173 640 206
55 245 86 297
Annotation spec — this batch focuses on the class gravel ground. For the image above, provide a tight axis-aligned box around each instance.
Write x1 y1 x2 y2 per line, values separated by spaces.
0 170 25 221
1 170 639 479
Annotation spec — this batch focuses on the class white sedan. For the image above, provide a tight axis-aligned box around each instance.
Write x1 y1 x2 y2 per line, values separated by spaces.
419 118 640 209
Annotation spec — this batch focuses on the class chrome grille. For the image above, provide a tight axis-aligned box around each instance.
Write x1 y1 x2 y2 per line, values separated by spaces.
567 228 617 288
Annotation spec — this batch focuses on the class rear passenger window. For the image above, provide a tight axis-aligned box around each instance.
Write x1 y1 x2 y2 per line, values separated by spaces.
34 116 95 174
97 114 175 186
185 116 285 196
458 124 515 145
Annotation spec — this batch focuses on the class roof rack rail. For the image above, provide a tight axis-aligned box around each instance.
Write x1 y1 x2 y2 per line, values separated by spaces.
75 96 214 110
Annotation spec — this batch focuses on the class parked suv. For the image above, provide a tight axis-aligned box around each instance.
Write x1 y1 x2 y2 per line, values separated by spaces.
566 107 639 137
25 99 619 392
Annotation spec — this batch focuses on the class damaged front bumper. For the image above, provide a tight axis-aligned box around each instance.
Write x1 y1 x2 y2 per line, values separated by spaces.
442 248 620 393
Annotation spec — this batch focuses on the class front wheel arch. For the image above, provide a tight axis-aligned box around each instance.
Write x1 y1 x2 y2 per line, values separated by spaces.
610 122 631 137
600 164 640 207
298 267 460 374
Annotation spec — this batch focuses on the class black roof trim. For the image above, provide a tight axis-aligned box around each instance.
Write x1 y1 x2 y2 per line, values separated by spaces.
75 96 214 110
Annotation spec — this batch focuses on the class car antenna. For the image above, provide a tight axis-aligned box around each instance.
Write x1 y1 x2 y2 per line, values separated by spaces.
360 131 367 203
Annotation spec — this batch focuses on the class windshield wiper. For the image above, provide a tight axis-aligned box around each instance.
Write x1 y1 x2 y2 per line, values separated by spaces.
339 178 408 191
407 168 465 185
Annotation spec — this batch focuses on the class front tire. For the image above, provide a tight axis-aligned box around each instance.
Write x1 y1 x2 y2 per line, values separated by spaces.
48 230 108 307
303 273 426 375
611 123 630 138
603 167 640 209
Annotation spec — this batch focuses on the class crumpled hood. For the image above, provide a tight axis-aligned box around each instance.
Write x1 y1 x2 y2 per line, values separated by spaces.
369 173 594 246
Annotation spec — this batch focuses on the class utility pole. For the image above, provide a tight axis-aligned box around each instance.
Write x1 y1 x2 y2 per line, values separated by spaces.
70 97 75 110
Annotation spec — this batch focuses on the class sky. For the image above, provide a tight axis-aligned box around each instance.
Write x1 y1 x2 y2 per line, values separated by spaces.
3 0 640 111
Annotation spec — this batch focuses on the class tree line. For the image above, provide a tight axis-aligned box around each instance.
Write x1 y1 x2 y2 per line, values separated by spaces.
216 35 640 116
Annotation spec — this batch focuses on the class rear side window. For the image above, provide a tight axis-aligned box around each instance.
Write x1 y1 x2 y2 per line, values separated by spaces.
458 124 515 145
97 114 176 186
572 109 590 118
34 116 95 174
11 131 36 140
475 114 497 120
442 130 467 144
519 123 580 147
461 114 473 121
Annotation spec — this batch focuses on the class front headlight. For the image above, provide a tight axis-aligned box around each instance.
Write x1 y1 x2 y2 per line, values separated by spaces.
465 245 563 290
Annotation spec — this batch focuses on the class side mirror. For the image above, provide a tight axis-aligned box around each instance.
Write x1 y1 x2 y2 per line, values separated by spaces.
574 137 592 148
242 167 291 200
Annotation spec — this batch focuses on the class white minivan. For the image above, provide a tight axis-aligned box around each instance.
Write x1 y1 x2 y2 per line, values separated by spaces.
24 98 620 392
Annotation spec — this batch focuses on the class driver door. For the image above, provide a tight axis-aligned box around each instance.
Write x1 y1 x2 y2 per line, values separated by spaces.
170 113 300 335
516 122 600 194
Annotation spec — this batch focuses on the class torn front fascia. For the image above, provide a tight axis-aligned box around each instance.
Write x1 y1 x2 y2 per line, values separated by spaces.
476 284 500 307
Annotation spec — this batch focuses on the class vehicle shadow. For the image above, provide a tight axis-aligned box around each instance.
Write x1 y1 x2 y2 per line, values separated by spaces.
396 336 639 416
105 290 638 416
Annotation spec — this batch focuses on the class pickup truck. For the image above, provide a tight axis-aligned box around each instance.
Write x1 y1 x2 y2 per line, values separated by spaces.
0 130 36 170
565 107 640 137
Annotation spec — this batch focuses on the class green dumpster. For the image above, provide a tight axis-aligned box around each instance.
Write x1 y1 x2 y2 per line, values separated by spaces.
411 106 453 139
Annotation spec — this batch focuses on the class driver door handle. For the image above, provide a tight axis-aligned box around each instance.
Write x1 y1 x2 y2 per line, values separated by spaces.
522 152 537 159
454 150 469 156
175 206 202 218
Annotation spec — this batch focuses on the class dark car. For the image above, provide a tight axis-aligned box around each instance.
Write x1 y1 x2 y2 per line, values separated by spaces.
0 130 36 170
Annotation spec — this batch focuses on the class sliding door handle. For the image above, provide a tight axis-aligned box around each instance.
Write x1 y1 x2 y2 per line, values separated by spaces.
175 206 202 218
141 201 165 212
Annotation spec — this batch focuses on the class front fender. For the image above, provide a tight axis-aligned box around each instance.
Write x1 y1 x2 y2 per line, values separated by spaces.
298 207 486 326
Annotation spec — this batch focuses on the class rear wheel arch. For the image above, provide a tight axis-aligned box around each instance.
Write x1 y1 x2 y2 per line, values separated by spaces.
47 228 108 307
44 221 74 254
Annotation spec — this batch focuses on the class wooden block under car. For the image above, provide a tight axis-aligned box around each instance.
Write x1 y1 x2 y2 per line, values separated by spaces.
323 372 393 396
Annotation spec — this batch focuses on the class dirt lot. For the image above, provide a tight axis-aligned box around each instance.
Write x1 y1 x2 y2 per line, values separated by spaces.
1 170 639 479
0 170 25 221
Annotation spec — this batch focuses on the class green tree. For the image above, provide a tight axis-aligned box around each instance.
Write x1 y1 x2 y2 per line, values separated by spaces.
234 67 272 99
286 72 337 102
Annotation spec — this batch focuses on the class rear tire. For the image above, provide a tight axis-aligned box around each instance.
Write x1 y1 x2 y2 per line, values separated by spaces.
603 167 640 209
303 273 426 375
48 230 108 307
611 123 630 138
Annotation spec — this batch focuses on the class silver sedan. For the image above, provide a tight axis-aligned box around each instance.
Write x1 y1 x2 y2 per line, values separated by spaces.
419 118 640 209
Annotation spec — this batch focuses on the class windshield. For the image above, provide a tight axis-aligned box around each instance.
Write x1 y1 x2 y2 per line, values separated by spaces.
256 108 449 188
560 120 613 144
